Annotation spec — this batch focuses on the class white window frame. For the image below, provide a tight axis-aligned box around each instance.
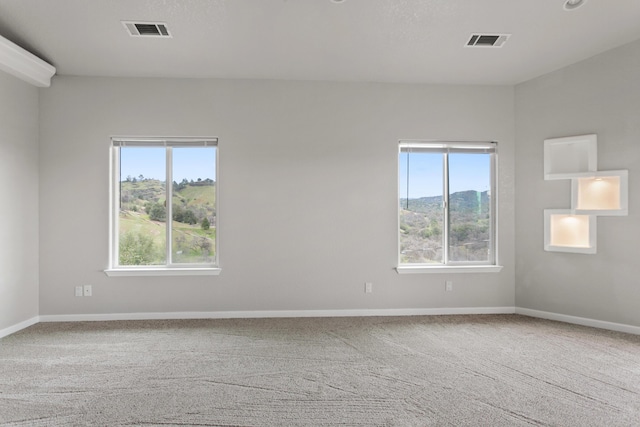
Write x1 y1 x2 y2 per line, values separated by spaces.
105 137 221 277
396 140 502 274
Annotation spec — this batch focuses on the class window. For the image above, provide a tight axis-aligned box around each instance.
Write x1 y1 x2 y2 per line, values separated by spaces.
107 138 219 275
398 141 497 269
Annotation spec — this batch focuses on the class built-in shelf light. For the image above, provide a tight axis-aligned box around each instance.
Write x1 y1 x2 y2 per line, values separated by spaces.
572 170 628 215
545 209 596 254
0 34 55 87
550 214 590 247
577 177 620 210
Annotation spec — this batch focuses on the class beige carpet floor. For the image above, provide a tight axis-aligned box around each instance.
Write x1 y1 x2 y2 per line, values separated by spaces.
1 314 639 426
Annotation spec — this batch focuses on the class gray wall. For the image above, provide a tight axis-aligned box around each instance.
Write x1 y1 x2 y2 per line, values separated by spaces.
0 72 40 330
515 39 640 327
39 77 515 316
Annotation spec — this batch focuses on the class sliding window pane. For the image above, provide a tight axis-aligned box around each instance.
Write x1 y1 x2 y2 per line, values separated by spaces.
448 153 491 262
399 151 444 264
171 147 216 264
118 147 167 265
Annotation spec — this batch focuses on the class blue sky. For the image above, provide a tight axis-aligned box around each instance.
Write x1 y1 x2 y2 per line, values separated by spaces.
399 153 490 198
120 147 486 195
120 147 216 182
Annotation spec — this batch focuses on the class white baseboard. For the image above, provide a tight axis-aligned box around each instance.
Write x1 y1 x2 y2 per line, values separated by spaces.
0 316 39 340
7 308 639 337
515 307 640 336
38 306 516 323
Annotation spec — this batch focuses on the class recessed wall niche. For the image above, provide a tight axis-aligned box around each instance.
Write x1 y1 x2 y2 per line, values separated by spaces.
544 134 597 180
572 170 628 215
544 209 596 254
543 134 628 254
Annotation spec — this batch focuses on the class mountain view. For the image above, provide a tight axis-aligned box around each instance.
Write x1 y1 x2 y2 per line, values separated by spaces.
399 190 491 263
117 178 487 266
118 177 216 265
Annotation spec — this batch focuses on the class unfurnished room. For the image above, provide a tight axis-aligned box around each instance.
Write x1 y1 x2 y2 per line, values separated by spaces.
1 0 639 425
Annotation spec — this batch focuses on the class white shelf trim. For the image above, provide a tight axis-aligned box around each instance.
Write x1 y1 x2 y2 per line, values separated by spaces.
544 134 597 180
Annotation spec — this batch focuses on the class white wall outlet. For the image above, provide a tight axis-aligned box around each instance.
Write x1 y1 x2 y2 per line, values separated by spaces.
83 285 92 297
365 282 373 293
75 286 83 297
445 281 453 292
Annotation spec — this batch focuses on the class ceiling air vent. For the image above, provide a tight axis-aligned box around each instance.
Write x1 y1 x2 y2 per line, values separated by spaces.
122 21 171 38
466 34 510 48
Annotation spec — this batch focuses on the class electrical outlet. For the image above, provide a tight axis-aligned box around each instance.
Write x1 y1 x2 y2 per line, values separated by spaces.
445 281 453 292
75 286 83 297
365 282 373 293
83 285 92 297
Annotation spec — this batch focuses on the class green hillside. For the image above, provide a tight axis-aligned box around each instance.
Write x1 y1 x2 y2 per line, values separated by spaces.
400 190 489 218
118 179 216 265
119 179 487 265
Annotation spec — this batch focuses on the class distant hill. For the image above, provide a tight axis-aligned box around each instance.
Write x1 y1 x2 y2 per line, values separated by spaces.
399 190 491 264
120 179 165 204
120 179 216 223
400 190 489 220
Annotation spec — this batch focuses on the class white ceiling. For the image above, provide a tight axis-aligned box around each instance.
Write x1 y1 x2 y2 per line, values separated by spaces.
1 0 640 85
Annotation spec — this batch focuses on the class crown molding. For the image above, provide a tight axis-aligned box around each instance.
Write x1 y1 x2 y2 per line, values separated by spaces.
0 35 55 87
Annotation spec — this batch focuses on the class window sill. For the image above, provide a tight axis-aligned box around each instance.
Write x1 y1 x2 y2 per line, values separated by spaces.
104 268 221 277
396 265 503 274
